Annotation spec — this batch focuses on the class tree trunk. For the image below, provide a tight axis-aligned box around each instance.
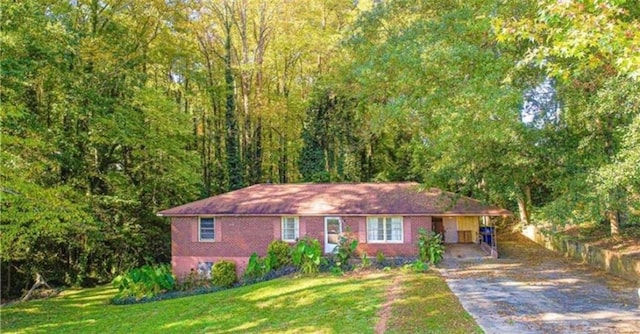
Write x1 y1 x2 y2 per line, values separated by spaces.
223 8 242 190
517 195 530 226
21 273 52 302
609 210 620 236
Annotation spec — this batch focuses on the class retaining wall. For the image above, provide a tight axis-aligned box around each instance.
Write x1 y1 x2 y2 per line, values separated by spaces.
522 225 640 282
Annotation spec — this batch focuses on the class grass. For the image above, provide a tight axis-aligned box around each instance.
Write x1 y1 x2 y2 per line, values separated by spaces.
386 272 483 334
1 269 481 334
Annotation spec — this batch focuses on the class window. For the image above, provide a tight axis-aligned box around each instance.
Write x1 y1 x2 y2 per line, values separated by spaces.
281 217 299 241
367 217 403 242
197 262 213 279
199 217 215 241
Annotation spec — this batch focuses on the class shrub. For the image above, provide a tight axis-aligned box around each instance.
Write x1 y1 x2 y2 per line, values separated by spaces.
112 264 175 300
359 252 371 269
332 233 358 271
244 253 273 280
176 270 212 291
267 240 292 269
417 228 445 265
406 260 429 273
376 250 386 264
212 260 237 288
292 236 322 274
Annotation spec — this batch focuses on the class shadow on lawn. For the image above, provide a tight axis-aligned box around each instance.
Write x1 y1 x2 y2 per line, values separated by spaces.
3 274 393 334
156 275 392 333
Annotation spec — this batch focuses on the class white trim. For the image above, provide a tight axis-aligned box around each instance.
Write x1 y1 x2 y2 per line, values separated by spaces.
366 216 403 243
198 217 215 242
281 216 299 242
324 217 342 253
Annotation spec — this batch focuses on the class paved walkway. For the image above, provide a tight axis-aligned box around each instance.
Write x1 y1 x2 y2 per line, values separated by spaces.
438 233 640 334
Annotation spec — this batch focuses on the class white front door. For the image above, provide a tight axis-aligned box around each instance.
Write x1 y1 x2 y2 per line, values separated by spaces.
443 217 458 243
324 217 342 253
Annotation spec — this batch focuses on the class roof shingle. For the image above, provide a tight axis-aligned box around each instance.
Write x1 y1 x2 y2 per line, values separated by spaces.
158 182 511 217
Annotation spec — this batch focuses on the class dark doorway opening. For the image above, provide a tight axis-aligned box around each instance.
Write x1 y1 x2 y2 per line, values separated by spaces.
432 217 444 241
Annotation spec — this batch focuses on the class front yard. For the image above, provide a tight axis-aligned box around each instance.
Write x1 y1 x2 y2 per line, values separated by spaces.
1 269 481 333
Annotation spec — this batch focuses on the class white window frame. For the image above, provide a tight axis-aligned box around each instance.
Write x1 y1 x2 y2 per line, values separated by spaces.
281 216 299 242
367 216 403 243
198 217 215 242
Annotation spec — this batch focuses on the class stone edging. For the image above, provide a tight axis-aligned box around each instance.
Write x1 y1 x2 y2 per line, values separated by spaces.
522 225 640 282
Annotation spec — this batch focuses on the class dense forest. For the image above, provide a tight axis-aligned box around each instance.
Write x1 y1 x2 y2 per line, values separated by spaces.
1 0 638 299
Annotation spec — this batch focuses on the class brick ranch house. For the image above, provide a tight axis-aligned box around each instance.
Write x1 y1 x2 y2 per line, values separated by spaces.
158 182 510 277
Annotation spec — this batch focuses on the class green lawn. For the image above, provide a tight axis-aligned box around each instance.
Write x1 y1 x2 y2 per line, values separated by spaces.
387 272 483 334
1 269 481 333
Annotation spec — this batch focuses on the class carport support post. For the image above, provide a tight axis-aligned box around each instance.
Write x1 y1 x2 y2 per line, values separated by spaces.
480 216 498 258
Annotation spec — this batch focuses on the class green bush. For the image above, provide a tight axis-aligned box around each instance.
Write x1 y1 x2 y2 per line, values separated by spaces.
407 260 429 273
417 228 445 265
244 253 273 280
359 252 371 269
212 260 237 288
267 240 292 269
332 234 358 270
291 236 322 274
176 270 211 291
112 264 176 300
376 250 386 264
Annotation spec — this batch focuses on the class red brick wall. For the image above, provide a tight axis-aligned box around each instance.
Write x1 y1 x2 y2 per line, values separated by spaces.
172 216 278 277
171 215 433 277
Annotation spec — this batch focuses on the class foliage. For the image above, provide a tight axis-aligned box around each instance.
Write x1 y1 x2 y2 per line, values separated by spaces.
267 240 293 270
0 0 357 299
111 264 175 300
405 260 430 273
291 236 323 275
175 269 218 292
114 265 296 305
298 90 359 182
244 241 293 281
211 260 237 288
332 233 359 271
244 253 274 281
495 0 640 235
495 0 640 80
359 252 372 269
4 0 640 300
376 251 386 264
240 266 297 286
417 228 445 265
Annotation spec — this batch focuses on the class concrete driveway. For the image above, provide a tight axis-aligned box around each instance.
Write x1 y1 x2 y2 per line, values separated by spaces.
438 233 640 334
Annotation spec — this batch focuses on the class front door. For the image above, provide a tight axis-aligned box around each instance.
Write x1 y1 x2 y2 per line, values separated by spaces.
443 217 458 243
324 217 342 253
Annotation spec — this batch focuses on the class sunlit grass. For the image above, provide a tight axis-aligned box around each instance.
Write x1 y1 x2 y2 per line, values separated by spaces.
2 270 480 333
2 273 387 333
386 272 483 334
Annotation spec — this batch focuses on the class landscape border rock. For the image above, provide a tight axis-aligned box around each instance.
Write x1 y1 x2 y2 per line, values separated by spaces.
523 225 640 282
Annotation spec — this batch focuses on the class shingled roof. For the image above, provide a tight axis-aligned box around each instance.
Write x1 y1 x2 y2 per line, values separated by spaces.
158 182 510 217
